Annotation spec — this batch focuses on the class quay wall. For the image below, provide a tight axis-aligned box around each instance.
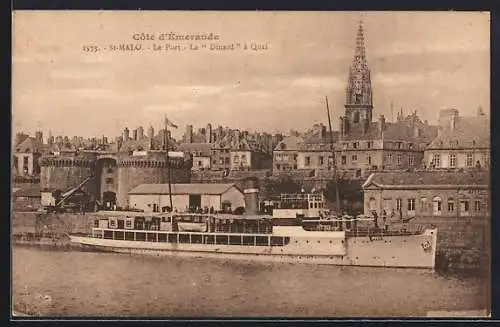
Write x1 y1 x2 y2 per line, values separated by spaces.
12 211 490 273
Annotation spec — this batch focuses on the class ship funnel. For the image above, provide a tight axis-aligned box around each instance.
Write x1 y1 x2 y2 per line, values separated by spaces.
243 177 260 215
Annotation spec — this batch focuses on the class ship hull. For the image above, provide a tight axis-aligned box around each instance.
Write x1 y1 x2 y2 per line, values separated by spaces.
70 228 437 269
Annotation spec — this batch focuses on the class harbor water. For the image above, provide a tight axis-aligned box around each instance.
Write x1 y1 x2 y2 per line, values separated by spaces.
12 245 489 317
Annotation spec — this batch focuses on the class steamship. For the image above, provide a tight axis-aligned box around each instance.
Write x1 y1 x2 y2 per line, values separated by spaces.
69 186 438 269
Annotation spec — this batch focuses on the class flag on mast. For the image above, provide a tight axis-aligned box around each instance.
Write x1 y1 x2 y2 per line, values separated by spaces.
164 116 178 129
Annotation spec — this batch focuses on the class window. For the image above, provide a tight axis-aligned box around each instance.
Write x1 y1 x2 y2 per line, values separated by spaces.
352 155 358 162
369 197 377 211
367 141 372 149
105 178 114 184
233 156 239 163
383 199 391 211
449 154 456 168
23 156 29 165
460 200 470 214
408 155 414 167
319 156 324 165
225 157 230 164
305 156 311 166
353 142 359 149
474 200 481 212
343 143 348 149
447 198 455 212
432 197 442 215
341 156 347 165
407 199 416 211
107 168 114 173
353 111 360 123
396 154 402 167
368 156 372 165
396 198 402 211
420 198 428 212
432 154 440 168
388 153 393 161
466 154 473 167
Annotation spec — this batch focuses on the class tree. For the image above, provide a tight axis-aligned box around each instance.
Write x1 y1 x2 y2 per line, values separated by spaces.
264 176 301 197
324 179 364 215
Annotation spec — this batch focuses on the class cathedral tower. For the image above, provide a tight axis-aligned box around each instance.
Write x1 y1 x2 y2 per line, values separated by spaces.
344 20 373 131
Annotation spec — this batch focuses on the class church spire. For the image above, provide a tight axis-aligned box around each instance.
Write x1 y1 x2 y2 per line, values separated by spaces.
345 19 373 122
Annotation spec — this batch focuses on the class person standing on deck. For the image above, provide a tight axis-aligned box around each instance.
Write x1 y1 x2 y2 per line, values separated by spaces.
372 210 379 228
382 209 387 231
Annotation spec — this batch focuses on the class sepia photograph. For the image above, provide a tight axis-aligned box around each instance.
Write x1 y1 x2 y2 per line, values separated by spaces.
11 10 491 318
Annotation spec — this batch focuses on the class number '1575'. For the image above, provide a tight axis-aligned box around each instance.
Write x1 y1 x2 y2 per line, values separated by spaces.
82 45 99 52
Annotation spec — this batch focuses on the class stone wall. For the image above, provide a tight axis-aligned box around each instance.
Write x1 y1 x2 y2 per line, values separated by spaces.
414 215 490 272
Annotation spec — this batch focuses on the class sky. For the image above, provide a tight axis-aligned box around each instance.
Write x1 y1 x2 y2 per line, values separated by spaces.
12 11 490 140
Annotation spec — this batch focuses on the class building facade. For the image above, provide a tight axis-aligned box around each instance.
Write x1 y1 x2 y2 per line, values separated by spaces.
362 171 490 219
424 108 490 170
273 135 303 172
128 183 245 213
12 132 45 178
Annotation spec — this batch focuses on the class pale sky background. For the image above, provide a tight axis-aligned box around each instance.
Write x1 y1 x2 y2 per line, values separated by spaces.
12 11 490 140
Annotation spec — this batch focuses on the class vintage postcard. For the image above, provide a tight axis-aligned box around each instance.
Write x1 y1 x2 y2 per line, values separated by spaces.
11 11 490 318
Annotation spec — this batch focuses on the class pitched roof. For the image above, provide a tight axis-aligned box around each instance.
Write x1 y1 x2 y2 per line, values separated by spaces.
14 137 45 153
274 135 304 151
363 171 490 189
179 142 214 156
427 115 490 149
129 183 240 195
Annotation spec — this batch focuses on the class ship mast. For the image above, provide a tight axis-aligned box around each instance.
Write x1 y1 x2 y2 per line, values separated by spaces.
164 115 173 212
325 96 341 216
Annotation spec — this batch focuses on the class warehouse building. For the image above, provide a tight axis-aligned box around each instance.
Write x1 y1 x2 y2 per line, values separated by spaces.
128 183 245 213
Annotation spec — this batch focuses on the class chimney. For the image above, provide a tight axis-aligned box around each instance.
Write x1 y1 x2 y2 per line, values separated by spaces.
147 125 154 139
378 115 386 137
450 114 457 131
35 131 43 143
132 129 138 141
185 125 193 143
438 108 459 135
137 126 144 140
339 117 345 139
123 127 130 141
320 124 327 139
413 125 421 138
206 123 213 143
243 177 260 215
116 136 123 150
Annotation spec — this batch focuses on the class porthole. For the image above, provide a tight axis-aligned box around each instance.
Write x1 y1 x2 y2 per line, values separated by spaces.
306 240 309 244
317 240 320 244
355 256 359 260
341 240 345 244
329 240 333 244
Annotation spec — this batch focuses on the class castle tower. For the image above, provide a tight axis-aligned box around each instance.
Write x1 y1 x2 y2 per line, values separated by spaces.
344 20 373 129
